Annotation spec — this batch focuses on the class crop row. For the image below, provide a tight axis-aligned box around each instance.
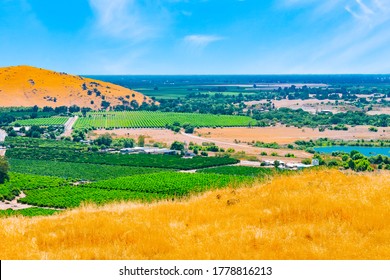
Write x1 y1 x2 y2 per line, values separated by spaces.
0 173 71 201
86 172 252 196
6 148 239 170
0 208 60 217
19 187 170 208
74 111 256 129
197 166 275 177
4 136 88 150
9 159 169 181
18 172 251 208
12 117 69 126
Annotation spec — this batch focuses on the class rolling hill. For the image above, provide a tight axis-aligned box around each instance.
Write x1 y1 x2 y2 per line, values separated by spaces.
0 65 154 110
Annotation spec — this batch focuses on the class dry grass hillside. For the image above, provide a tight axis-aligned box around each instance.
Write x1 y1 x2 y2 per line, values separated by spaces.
0 65 153 110
0 169 389 260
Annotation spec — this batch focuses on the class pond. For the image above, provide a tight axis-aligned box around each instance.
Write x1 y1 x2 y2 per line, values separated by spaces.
314 146 390 157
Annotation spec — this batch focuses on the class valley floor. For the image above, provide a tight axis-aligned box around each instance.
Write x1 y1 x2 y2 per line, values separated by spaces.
1 169 389 260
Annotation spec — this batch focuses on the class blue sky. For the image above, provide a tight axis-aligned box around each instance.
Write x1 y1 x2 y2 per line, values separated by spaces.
1 0 390 74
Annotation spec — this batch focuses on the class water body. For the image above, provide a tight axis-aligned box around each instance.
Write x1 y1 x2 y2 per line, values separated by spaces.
314 146 390 157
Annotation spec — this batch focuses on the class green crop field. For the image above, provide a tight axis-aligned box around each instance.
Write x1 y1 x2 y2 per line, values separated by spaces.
4 137 88 150
6 148 239 170
86 172 251 195
74 111 256 129
0 172 71 201
19 187 169 208
9 159 169 181
197 166 275 177
0 208 60 217
18 172 251 208
11 117 69 126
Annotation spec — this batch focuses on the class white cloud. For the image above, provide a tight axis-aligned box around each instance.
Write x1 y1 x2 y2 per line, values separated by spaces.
88 0 169 42
183 34 224 51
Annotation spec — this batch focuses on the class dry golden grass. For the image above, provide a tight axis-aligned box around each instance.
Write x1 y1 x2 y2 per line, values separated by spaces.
0 65 152 109
0 169 389 260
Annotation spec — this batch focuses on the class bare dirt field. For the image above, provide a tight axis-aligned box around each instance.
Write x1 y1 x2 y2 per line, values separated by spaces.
91 128 309 161
271 99 359 114
0 192 31 211
196 125 390 144
366 107 390 115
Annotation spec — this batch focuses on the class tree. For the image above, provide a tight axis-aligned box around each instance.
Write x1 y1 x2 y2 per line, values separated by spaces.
170 141 185 151
0 156 10 184
137 135 145 147
94 133 113 146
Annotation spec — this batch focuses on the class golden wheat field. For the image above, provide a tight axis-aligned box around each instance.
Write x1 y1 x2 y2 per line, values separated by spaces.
0 169 389 260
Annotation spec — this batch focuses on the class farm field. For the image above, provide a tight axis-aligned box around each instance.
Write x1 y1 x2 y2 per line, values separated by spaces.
1 169 389 259
0 208 59 217
4 136 89 150
197 166 275 177
196 125 390 145
11 116 69 126
9 159 169 181
19 172 252 209
91 128 309 161
73 111 256 129
6 148 239 170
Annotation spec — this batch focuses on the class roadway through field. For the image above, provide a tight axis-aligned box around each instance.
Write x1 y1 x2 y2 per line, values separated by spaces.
62 116 79 137
0 129 7 156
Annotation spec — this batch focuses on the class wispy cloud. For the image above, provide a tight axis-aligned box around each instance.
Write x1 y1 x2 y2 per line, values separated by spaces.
88 0 169 42
183 34 224 51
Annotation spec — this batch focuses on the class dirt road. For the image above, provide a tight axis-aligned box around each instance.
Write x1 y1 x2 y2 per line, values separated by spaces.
0 129 7 156
0 192 32 210
62 116 78 137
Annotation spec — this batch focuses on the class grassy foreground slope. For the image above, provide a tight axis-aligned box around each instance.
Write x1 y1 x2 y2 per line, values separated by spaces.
0 169 389 259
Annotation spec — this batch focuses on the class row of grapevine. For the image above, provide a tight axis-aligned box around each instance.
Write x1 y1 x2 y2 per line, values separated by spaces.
86 172 252 196
20 187 170 208
0 172 71 201
0 208 60 217
9 159 169 181
74 111 256 129
6 148 239 170
4 136 88 150
11 117 69 126
197 166 275 177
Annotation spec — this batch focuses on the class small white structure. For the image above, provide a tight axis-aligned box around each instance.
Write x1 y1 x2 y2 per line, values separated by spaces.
311 159 320 166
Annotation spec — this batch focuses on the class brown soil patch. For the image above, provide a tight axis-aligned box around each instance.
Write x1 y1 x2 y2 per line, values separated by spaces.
197 125 390 145
91 128 310 161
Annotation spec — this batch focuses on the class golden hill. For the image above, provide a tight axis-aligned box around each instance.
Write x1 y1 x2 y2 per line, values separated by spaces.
0 65 153 110
0 169 389 260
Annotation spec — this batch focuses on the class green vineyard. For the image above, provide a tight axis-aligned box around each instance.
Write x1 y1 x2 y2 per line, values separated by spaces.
9 159 169 181
12 117 69 126
18 172 251 208
0 208 60 217
74 111 256 129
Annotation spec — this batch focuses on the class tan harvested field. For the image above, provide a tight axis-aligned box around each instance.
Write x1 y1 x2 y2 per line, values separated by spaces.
1 169 390 260
91 128 309 161
367 107 390 115
271 99 359 114
197 125 390 145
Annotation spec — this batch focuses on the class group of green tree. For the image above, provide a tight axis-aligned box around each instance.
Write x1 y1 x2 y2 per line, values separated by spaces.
307 150 390 172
